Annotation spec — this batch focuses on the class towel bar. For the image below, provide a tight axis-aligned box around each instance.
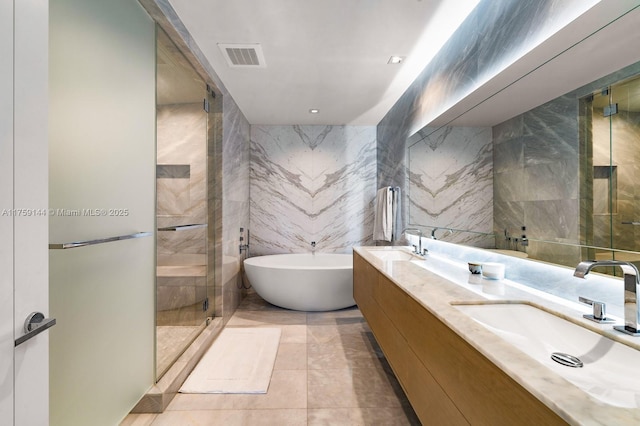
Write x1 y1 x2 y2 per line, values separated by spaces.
49 231 152 249
158 223 207 231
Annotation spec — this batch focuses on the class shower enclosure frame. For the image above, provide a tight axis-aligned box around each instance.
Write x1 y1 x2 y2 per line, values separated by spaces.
154 25 221 382
580 73 640 269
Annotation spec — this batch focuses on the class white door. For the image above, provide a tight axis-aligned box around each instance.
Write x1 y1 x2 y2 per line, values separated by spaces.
0 1 15 423
1 1 50 425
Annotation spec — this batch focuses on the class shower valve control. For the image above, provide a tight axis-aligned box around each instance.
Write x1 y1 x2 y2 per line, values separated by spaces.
239 227 250 255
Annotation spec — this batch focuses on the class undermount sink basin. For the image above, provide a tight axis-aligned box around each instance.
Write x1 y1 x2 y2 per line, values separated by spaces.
369 249 418 261
454 302 640 408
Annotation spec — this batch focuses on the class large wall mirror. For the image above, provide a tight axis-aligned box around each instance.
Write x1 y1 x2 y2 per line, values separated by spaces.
407 4 640 271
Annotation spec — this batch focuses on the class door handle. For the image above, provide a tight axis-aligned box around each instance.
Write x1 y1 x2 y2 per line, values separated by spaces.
14 312 56 347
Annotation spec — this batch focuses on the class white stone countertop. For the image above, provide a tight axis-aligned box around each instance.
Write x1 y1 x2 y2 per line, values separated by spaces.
354 245 640 426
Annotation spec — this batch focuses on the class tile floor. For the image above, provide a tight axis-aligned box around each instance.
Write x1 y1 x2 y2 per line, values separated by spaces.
122 291 420 425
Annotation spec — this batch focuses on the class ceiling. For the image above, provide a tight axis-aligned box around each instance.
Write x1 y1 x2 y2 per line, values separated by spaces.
165 1 640 128
167 0 480 125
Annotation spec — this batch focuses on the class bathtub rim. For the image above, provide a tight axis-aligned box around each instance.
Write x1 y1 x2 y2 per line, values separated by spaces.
243 252 353 270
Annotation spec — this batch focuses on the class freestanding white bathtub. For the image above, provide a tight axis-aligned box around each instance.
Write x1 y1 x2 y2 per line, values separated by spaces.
243 253 355 311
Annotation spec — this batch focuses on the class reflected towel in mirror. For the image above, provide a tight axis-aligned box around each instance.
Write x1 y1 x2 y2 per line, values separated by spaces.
373 186 398 242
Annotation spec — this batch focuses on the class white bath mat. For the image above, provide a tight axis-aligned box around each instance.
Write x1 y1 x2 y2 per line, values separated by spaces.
179 327 281 394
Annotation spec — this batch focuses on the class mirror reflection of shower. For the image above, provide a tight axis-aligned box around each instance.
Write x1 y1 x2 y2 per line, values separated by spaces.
155 28 211 380
583 73 640 270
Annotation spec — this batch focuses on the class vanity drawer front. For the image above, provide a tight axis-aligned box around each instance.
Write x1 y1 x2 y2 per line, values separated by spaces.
354 253 469 425
404 295 566 426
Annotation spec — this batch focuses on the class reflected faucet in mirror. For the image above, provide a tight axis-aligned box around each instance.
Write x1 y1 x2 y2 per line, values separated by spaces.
574 260 640 336
431 227 452 240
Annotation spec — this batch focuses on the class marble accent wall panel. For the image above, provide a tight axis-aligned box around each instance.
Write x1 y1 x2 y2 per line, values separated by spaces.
408 126 493 246
220 94 251 321
250 125 376 255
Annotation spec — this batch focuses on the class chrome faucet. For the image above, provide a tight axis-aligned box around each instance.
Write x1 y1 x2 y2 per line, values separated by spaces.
402 228 425 255
574 260 640 336
431 227 453 240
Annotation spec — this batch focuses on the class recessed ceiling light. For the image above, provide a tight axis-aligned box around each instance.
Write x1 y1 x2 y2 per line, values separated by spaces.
387 56 405 64
309 109 320 114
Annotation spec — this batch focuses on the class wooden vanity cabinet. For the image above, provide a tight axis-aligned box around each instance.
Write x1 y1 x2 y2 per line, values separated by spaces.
353 252 567 426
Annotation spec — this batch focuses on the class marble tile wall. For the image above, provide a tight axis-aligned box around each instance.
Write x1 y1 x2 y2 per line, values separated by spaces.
493 62 640 267
408 126 493 247
377 0 595 240
206 90 223 323
492 95 581 265
219 94 251 322
250 126 376 255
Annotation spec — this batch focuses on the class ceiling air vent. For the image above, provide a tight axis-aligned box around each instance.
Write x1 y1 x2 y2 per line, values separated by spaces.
218 43 266 68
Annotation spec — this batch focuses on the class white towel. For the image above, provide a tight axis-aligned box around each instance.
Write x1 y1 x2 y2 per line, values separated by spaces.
373 187 394 241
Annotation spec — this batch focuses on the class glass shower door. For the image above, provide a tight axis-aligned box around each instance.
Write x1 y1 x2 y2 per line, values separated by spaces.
586 74 640 267
589 86 616 257
155 28 211 379
609 76 640 259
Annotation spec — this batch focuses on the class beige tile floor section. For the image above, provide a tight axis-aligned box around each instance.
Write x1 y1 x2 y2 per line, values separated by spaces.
122 291 420 426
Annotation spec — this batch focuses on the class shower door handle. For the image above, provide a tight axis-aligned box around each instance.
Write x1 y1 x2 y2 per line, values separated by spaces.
15 311 56 347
